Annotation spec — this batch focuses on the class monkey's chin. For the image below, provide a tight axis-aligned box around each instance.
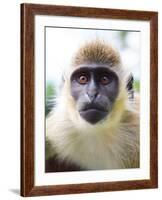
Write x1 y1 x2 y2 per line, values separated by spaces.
79 109 108 124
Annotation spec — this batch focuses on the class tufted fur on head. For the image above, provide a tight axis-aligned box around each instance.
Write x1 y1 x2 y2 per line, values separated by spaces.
72 39 121 67
46 40 139 171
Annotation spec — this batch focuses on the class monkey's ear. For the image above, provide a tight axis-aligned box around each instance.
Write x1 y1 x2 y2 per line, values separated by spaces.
127 74 134 91
126 74 134 99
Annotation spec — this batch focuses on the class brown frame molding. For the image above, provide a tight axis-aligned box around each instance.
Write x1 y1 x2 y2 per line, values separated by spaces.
21 3 158 197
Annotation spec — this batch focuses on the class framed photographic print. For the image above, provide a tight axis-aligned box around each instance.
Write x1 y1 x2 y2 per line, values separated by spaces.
21 3 158 197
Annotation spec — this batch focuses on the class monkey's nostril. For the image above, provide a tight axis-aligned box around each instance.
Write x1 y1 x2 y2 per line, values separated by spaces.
87 92 98 102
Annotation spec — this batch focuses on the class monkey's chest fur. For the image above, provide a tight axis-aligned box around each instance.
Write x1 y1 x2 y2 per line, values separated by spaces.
46 125 139 172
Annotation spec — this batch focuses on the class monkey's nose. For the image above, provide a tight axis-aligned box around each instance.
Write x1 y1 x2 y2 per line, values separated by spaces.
87 92 98 102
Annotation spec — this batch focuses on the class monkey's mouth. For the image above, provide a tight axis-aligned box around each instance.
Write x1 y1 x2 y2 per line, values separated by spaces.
81 103 107 112
79 104 108 124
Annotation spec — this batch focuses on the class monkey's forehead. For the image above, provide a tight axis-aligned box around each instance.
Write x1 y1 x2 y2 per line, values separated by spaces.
70 63 122 76
72 63 115 69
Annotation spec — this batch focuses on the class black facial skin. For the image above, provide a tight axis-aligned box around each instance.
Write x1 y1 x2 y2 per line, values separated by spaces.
70 65 119 124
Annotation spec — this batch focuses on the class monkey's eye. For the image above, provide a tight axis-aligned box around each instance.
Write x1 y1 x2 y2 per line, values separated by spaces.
100 76 110 85
77 75 89 84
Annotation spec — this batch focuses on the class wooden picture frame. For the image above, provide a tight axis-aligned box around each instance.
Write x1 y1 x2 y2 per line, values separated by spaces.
21 3 158 197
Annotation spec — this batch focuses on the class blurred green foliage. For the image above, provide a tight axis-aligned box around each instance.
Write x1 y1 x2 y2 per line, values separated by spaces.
46 82 55 116
118 31 128 49
134 80 140 92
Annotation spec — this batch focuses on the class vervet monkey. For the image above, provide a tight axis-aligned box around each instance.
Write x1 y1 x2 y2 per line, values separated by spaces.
46 40 139 172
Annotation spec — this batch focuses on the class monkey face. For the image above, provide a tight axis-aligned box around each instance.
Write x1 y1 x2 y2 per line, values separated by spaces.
70 64 119 124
